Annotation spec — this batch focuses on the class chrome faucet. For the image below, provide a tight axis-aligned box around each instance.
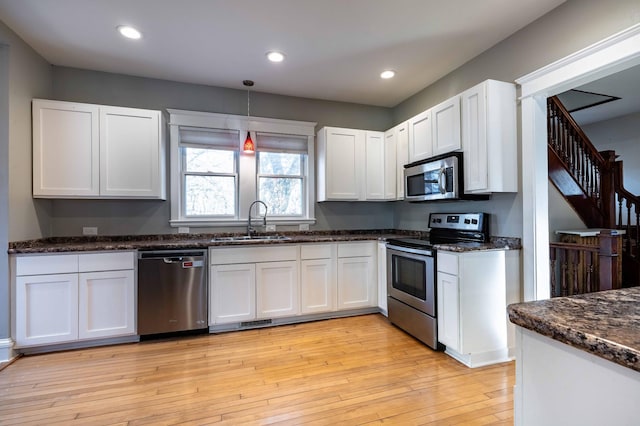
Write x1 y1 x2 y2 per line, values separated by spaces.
247 200 268 237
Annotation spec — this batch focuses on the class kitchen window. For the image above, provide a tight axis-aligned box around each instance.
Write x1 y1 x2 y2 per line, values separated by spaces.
168 109 316 227
256 133 308 218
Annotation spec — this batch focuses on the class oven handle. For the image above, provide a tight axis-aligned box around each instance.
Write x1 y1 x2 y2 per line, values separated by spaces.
386 244 434 257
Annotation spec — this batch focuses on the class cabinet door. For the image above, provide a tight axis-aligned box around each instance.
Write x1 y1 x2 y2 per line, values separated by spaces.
337 256 376 309
78 270 135 340
461 83 488 192
365 131 385 200
432 96 461 155
100 106 164 199
256 261 299 318
437 271 460 352
383 130 397 200
210 263 256 324
408 109 432 163
320 127 363 200
300 258 336 314
32 99 100 197
395 122 409 200
15 274 79 346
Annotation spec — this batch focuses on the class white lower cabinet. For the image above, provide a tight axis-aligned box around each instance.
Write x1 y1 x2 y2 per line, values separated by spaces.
210 243 378 326
15 273 79 346
377 241 388 316
12 251 136 348
337 242 377 310
256 261 299 318
209 245 299 325
436 250 519 367
210 263 256 324
300 244 337 314
436 270 460 351
78 270 135 340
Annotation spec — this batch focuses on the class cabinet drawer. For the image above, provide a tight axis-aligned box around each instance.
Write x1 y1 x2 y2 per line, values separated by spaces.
14 254 79 276
79 251 135 272
210 245 298 265
437 252 459 275
300 244 335 260
338 242 376 258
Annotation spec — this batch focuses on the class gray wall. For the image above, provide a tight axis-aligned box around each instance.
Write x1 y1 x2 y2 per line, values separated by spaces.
48 67 395 236
583 112 640 194
393 0 640 237
0 20 52 344
1 20 52 242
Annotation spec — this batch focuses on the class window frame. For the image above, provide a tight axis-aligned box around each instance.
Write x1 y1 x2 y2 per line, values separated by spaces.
168 109 316 228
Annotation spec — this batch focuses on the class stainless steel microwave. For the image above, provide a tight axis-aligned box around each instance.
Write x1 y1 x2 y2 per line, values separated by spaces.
404 152 485 202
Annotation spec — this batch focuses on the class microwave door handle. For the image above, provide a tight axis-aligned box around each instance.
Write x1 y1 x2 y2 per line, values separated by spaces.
438 168 446 194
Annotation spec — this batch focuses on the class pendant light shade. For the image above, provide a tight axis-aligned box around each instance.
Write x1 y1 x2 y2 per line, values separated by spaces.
243 79 255 154
243 131 255 153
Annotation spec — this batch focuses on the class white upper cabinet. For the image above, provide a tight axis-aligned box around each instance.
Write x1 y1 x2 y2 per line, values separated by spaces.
317 127 364 201
461 80 517 193
32 100 100 197
431 95 461 156
383 129 397 200
317 127 395 201
408 109 432 163
99 106 163 198
365 131 385 200
32 99 165 199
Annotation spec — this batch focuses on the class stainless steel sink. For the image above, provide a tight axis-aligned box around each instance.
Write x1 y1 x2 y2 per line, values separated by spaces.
210 235 291 242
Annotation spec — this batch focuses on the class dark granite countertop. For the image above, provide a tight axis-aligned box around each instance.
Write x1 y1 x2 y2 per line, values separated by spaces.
8 230 521 254
508 287 640 372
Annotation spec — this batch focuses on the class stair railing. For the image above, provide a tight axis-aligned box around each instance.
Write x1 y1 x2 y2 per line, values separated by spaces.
613 161 640 275
547 96 617 226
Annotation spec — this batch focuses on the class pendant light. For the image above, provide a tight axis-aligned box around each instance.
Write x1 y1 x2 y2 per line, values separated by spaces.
243 79 255 154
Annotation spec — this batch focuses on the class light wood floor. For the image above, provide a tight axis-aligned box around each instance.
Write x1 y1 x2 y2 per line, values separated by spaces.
0 314 514 425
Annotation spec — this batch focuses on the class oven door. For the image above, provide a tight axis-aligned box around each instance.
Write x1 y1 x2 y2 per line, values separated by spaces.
386 246 435 317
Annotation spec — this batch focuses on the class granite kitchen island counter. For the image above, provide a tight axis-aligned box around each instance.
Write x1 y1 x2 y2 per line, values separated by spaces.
508 287 640 372
508 287 640 425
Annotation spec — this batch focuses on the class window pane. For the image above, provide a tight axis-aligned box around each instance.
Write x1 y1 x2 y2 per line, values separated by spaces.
185 147 235 173
259 177 302 215
258 152 301 175
185 175 235 216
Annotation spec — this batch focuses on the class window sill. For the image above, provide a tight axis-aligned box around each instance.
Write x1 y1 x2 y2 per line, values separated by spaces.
170 218 317 228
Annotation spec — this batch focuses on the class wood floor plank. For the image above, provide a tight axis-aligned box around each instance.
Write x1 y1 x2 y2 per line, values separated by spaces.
0 314 514 425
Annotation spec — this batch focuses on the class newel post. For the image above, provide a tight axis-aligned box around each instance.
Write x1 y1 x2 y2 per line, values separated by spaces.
598 230 619 291
599 150 617 228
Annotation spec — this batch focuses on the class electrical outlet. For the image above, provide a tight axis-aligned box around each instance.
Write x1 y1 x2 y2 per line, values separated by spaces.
178 227 190 234
83 227 98 236
299 224 309 231
266 224 276 232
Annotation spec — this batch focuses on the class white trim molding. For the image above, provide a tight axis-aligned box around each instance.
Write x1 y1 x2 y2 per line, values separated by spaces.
516 23 640 301
0 337 15 363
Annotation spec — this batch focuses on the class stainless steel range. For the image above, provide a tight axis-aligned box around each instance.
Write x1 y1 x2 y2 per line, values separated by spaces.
386 212 489 349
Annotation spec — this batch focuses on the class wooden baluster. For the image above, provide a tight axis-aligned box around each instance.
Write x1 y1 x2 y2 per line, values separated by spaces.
561 248 568 297
550 247 557 297
598 230 618 292
585 251 594 293
571 249 580 295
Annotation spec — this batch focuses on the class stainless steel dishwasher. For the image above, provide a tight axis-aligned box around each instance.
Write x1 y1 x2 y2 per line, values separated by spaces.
137 250 208 336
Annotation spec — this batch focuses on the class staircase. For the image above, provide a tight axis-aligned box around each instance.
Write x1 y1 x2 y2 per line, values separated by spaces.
547 95 640 289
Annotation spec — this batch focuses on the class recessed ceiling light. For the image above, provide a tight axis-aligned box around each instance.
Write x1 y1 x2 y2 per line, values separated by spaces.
380 70 396 79
117 25 142 40
266 51 285 63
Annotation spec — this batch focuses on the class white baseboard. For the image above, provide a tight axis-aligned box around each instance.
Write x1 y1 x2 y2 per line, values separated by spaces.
0 338 16 363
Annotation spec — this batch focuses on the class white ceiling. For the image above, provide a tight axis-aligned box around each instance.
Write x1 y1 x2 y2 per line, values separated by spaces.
566 63 640 126
0 0 566 107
